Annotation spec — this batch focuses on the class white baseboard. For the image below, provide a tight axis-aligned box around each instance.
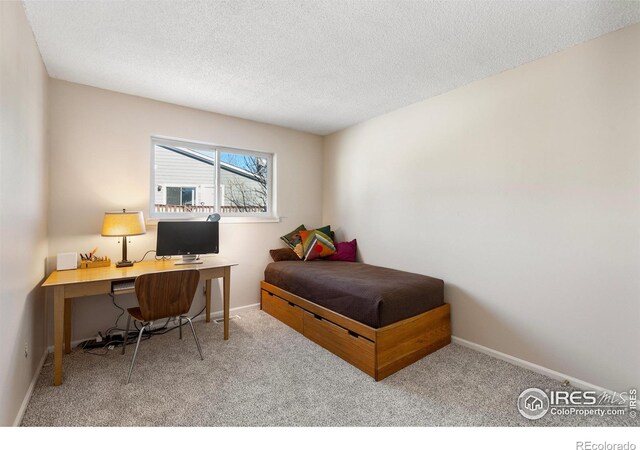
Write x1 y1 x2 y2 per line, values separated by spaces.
13 349 48 427
46 302 261 353
451 336 613 395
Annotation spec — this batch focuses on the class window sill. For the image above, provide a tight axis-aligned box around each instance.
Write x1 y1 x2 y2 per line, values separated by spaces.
220 216 281 224
145 216 280 227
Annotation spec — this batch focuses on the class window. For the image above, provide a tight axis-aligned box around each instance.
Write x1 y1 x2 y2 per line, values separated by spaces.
166 186 195 206
151 137 274 219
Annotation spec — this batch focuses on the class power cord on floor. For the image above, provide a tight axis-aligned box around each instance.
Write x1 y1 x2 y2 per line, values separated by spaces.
79 303 208 356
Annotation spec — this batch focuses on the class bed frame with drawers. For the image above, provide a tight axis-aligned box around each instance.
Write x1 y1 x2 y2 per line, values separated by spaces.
260 281 451 381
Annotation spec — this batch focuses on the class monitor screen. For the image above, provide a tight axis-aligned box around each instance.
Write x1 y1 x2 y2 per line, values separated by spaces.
156 221 219 257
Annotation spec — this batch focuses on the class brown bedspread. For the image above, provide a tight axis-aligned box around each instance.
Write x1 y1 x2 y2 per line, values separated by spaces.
264 260 444 328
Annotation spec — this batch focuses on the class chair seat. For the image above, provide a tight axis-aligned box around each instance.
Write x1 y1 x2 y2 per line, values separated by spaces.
126 307 145 321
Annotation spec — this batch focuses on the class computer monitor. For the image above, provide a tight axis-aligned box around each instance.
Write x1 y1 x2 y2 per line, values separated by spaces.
156 221 219 264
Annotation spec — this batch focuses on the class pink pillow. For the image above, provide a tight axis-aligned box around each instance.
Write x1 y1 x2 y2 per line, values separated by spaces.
326 239 357 262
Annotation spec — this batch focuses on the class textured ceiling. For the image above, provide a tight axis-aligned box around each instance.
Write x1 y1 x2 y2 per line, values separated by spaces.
23 1 640 135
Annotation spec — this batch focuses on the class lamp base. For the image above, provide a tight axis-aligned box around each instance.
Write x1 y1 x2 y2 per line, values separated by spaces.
116 260 134 268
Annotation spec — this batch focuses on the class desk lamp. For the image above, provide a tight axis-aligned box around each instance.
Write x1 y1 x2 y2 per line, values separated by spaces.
101 209 146 267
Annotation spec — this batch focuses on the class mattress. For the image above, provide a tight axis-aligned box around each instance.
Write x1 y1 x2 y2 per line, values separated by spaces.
264 260 444 328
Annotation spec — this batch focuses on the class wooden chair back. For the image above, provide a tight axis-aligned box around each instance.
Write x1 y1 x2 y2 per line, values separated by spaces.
134 269 200 321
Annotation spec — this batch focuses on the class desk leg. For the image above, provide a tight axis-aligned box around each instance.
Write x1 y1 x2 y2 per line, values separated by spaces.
64 298 72 354
53 286 64 386
205 279 212 323
223 266 230 340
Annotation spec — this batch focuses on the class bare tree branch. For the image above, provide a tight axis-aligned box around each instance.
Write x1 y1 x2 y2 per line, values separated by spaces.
222 155 268 212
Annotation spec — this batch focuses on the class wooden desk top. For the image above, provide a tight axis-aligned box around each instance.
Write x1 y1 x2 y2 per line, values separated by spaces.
42 256 238 287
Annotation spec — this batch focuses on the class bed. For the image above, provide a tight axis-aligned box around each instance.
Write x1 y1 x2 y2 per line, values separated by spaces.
261 260 451 380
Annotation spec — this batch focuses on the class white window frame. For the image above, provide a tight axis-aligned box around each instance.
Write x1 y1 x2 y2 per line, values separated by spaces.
150 136 276 221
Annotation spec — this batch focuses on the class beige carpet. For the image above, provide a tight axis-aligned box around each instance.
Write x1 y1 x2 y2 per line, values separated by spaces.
21 309 638 426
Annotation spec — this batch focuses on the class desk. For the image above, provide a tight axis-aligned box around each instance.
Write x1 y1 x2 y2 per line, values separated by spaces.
42 257 237 386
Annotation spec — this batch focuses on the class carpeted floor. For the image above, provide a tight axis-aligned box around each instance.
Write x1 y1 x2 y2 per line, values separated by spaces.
21 308 638 426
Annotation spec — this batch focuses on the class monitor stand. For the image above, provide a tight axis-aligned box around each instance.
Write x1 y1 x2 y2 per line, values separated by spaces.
174 255 203 265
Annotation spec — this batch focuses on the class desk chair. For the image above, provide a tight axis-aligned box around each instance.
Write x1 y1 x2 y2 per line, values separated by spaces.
122 269 204 384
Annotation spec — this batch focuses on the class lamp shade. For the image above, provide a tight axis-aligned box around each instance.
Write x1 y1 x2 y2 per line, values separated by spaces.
101 210 146 237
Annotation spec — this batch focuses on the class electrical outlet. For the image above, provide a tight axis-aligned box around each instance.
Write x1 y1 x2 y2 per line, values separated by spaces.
24 342 28 358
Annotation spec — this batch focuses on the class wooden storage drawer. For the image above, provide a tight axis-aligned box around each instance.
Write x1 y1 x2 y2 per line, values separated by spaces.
261 289 304 333
302 310 375 377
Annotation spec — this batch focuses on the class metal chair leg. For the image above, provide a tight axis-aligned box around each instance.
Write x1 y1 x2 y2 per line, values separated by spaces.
122 314 131 355
183 316 203 360
179 316 183 340
126 325 146 384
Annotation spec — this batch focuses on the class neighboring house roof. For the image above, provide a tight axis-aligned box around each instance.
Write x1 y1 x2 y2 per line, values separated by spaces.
158 145 262 183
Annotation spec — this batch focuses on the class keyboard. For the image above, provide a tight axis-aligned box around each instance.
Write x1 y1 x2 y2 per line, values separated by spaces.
111 279 135 294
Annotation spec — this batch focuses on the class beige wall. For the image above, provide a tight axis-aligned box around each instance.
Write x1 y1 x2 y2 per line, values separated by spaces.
0 1 49 426
323 24 640 391
48 79 323 343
